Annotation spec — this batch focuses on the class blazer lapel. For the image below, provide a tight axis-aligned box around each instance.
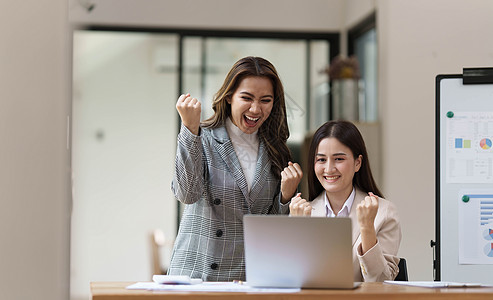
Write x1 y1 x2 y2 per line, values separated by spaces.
310 192 326 217
211 126 249 199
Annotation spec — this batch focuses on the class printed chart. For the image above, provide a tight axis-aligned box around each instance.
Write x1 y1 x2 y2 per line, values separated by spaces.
484 228 493 241
480 138 492 150
459 191 493 264
446 112 493 183
485 244 493 258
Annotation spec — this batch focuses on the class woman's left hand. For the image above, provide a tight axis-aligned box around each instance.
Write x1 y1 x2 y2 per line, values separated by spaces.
280 162 303 204
356 192 379 254
356 192 379 229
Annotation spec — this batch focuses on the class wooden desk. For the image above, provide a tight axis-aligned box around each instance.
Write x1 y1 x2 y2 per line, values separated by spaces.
91 282 493 300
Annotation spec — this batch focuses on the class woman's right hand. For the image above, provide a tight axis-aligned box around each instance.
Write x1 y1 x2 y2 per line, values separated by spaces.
289 193 312 216
176 93 201 135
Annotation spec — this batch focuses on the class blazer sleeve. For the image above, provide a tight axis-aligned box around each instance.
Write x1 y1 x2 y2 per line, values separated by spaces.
356 200 402 282
268 191 290 215
171 124 206 204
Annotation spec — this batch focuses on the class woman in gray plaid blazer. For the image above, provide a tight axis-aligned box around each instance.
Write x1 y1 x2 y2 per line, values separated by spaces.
168 57 303 281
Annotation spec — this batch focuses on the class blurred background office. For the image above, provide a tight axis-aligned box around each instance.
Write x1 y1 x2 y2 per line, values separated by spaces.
2 0 493 299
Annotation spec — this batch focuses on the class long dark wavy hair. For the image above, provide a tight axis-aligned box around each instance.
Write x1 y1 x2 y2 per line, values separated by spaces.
307 120 383 201
202 56 291 176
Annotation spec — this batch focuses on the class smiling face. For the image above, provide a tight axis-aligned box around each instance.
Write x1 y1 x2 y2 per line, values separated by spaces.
227 76 274 134
314 137 362 202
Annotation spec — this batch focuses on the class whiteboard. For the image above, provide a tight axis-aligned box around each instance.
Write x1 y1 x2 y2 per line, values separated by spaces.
436 74 493 284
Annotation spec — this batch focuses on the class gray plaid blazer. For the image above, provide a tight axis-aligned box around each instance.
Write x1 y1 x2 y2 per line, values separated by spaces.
168 124 289 281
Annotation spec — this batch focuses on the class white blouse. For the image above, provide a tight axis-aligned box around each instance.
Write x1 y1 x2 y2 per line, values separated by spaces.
226 117 259 192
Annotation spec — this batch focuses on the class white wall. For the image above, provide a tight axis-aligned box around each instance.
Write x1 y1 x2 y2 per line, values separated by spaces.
344 0 376 29
69 0 344 31
0 1 70 299
378 0 493 280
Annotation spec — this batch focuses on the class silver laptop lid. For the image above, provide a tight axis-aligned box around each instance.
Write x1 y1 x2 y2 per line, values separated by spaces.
244 215 354 289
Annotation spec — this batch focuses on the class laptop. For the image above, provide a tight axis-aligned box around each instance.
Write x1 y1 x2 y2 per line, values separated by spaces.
243 215 358 289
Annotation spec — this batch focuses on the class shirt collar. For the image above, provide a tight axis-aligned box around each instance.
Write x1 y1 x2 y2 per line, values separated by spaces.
324 187 356 217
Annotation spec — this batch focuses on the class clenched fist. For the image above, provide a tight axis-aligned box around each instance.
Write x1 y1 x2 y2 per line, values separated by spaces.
280 162 303 203
289 193 312 216
176 93 201 135
356 192 379 254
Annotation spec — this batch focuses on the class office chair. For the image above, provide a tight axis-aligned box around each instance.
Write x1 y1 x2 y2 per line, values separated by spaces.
150 229 168 278
394 258 408 281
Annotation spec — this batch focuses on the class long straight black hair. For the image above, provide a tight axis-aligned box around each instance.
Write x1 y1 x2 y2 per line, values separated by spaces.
307 120 383 201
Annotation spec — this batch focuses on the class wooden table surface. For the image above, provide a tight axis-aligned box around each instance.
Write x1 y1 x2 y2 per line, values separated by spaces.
91 281 493 300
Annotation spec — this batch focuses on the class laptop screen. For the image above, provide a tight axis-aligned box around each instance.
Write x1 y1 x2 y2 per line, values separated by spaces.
243 215 355 289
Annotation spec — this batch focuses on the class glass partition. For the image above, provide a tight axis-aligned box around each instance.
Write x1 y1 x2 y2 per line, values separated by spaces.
71 30 179 300
355 28 378 122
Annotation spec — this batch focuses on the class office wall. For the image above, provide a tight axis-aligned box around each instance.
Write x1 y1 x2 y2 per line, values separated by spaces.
0 1 70 300
344 0 376 29
378 0 493 280
69 0 344 31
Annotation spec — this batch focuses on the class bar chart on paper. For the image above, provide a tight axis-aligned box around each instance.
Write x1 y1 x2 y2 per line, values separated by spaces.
459 192 493 264
482 199 493 258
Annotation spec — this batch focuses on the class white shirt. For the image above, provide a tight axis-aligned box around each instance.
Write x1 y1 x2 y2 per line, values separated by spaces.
226 118 259 192
324 187 356 217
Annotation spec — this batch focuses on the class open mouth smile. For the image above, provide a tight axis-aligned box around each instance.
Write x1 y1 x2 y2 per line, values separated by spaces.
244 115 260 126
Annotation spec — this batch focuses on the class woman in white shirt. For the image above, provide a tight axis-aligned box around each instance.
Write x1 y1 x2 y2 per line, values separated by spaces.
289 120 401 282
